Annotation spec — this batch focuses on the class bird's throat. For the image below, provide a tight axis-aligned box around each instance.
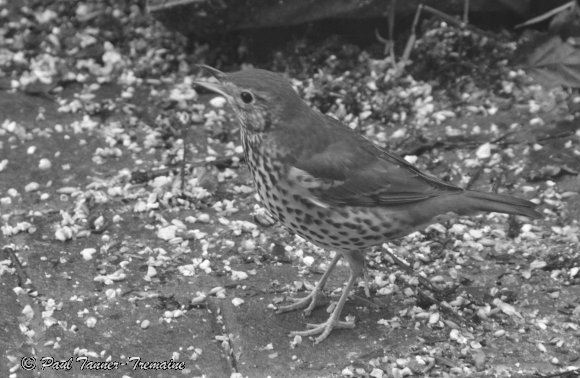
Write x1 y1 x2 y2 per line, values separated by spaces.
240 127 264 166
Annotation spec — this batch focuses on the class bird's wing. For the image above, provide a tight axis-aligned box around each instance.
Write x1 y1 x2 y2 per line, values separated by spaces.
290 121 462 208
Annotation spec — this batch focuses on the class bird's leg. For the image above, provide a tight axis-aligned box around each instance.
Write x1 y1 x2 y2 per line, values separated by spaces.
290 251 364 344
277 253 342 316
359 251 371 298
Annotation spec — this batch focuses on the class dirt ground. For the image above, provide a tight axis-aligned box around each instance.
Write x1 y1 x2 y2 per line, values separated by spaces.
2 82 580 377
1 2 580 378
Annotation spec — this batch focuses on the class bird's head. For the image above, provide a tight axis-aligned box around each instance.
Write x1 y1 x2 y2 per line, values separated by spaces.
194 66 303 134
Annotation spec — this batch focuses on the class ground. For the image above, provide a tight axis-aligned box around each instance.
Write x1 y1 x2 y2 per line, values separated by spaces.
1 1 580 378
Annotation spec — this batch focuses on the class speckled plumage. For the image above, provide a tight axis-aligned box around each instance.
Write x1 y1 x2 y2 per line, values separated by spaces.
195 67 541 343
244 130 408 251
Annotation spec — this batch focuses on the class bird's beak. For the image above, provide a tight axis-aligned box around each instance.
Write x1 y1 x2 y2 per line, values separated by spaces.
196 64 225 80
194 64 232 99
193 80 231 99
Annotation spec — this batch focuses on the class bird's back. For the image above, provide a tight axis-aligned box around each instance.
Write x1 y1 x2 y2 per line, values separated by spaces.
237 70 540 252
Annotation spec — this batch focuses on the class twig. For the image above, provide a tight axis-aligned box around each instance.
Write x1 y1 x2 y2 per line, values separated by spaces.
399 3 422 68
180 116 189 193
490 131 516 144
376 0 397 59
147 0 206 13
514 1 574 29
4 246 38 294
534 368 580 378
388 0 396 62
375 28 392 55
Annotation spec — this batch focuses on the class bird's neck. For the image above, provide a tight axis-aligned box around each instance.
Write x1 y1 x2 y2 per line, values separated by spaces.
241 126 263 148
241 127 265 166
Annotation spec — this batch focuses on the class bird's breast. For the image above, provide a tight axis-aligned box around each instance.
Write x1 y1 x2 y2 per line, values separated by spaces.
241 129 411 252
242 129 289 211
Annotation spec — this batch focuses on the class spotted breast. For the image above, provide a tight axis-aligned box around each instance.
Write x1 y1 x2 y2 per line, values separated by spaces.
242 130 410 253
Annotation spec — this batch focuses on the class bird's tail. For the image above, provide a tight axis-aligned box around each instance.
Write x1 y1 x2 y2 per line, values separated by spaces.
462 190 542 219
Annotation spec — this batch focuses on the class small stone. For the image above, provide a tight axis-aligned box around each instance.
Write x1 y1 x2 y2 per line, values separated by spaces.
191 295 206 305
240 239 255 251
197 213 211 223
232 297 244 307
290 335 302 349
473 349 486 369
209 96 227 108
209 286 225 295
85 316 97 328
55 226 73 241
231 270 248 281
537 343 547 353
80 248 97 261
396 358 408 367
476 143 492 159
24 182 40 192
370 368 384 378
530 260 547 270
428 312 440 325
157 225 178 240
38 158 52 170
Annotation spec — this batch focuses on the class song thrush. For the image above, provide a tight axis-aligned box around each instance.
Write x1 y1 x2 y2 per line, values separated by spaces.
194 66 541 343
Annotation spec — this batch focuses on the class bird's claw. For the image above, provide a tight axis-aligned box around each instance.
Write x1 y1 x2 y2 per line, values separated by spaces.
290 319 355 344
276 289 326 316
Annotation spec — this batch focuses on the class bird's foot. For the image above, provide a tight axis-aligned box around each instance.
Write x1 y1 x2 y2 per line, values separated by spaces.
276 288 326 316
290 314 355 344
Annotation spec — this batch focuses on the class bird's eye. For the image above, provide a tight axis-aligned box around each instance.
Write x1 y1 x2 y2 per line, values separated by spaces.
240 91 254 104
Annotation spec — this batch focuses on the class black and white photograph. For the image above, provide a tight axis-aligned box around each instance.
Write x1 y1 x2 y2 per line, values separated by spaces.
1 0 579 377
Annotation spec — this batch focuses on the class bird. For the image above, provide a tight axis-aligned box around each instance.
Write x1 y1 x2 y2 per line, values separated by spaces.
193 66 542 343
